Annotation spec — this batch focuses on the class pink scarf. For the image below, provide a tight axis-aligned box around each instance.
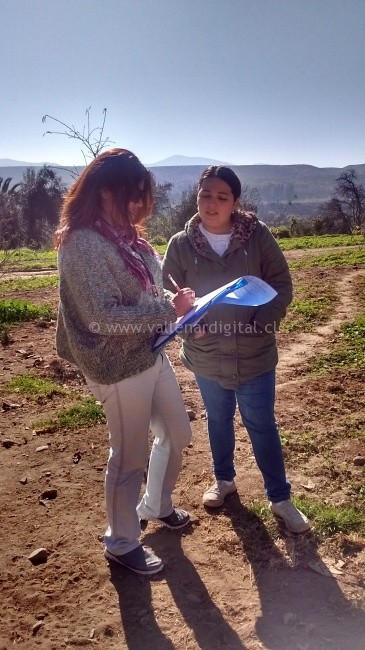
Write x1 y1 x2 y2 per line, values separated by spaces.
93 218 159 292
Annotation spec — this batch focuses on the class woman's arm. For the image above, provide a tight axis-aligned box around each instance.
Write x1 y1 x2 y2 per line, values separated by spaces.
59 232 177 336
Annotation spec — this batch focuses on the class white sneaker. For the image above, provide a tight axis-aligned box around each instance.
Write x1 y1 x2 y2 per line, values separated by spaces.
270 499 310 533
203 480 237 507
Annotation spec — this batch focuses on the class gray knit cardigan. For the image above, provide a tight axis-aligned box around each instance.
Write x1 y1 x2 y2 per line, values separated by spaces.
56 227 177 384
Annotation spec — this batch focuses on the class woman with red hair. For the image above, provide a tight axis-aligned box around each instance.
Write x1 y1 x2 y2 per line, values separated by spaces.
55 148 195 575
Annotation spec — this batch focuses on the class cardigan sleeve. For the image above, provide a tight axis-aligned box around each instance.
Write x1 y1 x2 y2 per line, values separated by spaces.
59 230 177 336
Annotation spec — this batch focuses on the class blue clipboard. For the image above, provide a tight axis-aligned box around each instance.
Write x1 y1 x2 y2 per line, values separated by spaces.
153 275 276 351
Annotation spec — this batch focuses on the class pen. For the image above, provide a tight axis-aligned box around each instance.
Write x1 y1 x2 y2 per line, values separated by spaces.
168 274 181 292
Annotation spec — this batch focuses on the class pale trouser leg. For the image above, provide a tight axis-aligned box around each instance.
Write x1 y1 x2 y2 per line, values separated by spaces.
85 356 164 555
137 351 192 520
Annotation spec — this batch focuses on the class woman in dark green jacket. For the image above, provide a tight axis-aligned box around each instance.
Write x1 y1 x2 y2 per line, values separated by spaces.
162 166 310 534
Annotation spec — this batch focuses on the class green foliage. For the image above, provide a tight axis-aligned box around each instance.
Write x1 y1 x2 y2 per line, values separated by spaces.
149 236 167 246
172 185 198 233
0 298 53 327
147 182 175 240
0 177 21 194
5 374 66 397
318 170 365 234
310 316 365 373
32 397 105 431
0 193 23 249
152 243 167 255
0 166 65 250
0 275 58 295
270 225 291 239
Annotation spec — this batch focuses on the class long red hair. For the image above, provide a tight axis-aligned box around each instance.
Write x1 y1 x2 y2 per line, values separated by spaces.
54 148 154 248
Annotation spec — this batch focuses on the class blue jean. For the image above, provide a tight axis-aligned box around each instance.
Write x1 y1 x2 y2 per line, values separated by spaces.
195 370 290 503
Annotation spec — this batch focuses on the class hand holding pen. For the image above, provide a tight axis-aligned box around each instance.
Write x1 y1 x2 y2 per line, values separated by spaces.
168 274 196 317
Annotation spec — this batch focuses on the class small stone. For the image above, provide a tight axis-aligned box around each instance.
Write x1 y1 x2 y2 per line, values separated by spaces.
32 622 43 635
353 456 365 466
73 451 82 464
2 401 20 411
28 548 48 565
35 445 49 452
301 479 316 490
186 409 196 421
2 439 16 449
20 476 28 485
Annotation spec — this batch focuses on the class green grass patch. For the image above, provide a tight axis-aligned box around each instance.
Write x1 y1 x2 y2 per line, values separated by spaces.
0 298 54 328
32 396 105 432
248 497 363 537
293 496 363 536
278 234 365 251
310 316 365 373
339 417 365 439
1 236 364 268
282 273 337 332
0 275 58 296
5 374 66 397
0 248 57 271
279 429 319 455
288 248 365 270
283 296 336 332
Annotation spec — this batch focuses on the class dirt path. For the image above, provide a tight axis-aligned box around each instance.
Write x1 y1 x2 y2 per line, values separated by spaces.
277 268 365 384
1 269 57 281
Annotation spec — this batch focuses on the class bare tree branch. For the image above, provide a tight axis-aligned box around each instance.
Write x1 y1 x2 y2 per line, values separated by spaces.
42 107 114 174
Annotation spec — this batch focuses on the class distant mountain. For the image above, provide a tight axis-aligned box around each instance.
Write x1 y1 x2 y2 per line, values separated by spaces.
2 160 365 219
0 158 56 167
148 155 229 167
150 163 365 204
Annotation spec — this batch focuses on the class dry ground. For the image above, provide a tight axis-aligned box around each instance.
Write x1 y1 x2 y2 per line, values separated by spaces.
0 258 364 650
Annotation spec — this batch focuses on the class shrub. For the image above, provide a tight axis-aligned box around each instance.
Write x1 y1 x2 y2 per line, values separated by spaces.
271 226 291 239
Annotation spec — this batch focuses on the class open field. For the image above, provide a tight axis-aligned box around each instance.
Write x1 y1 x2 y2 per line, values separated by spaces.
1 235 364 273
0 242 364 649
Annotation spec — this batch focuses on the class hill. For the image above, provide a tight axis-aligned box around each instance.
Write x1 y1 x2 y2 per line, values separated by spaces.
2 161 365 216
148 155 229 166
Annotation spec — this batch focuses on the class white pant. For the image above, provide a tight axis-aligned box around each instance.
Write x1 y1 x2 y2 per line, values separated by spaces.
85 352 192 555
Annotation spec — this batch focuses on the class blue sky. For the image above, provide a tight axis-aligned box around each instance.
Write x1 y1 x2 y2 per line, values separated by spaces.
1 0 364 167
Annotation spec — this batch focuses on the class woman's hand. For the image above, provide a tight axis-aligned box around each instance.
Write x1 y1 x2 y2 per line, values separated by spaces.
171 288 195 317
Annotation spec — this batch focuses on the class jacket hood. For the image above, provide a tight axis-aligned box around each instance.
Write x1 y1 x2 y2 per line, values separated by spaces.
185 211 258 255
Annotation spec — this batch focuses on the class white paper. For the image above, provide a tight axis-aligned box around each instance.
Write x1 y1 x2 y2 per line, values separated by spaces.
220 275 277 306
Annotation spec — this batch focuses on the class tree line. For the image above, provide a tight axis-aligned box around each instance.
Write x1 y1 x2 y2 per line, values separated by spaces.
0 165 364 250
